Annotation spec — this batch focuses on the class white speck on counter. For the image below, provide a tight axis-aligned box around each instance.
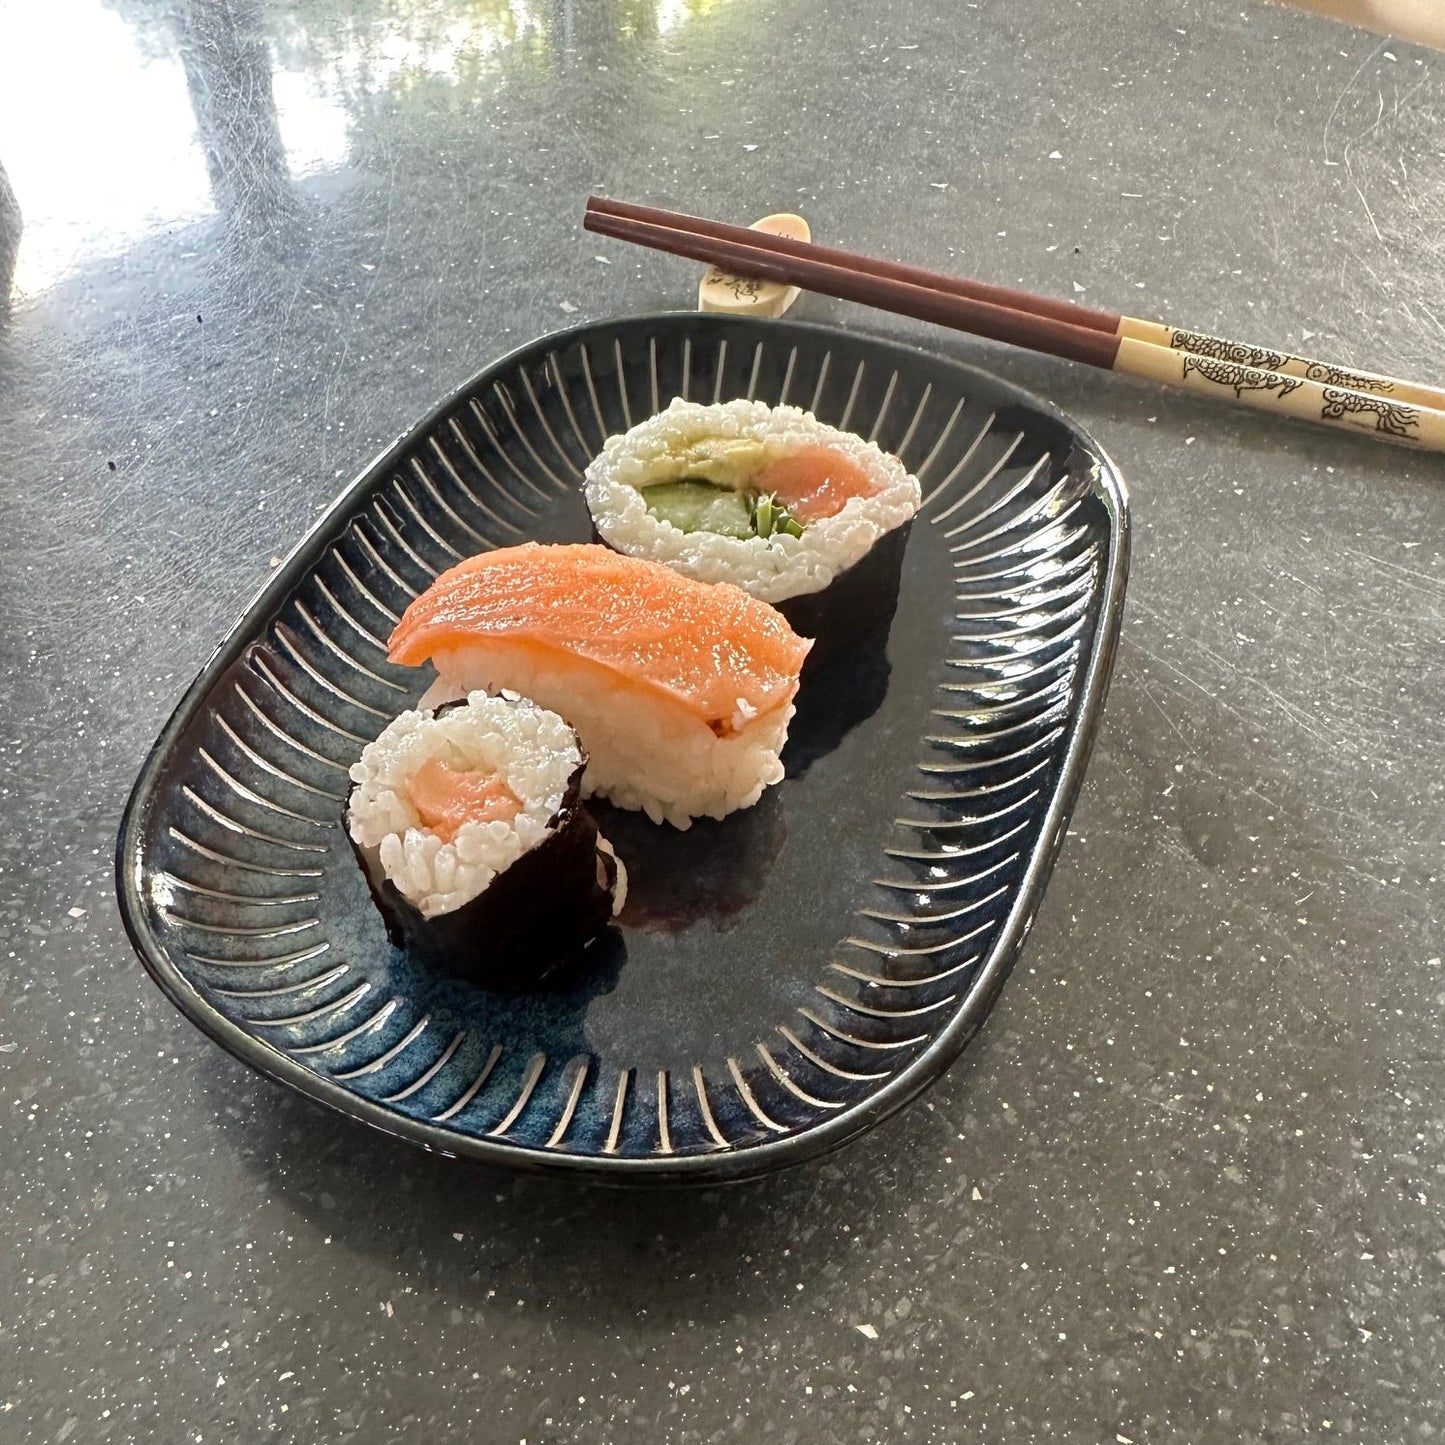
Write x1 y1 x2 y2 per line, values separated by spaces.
855 1323 878 1339
67 907 86 918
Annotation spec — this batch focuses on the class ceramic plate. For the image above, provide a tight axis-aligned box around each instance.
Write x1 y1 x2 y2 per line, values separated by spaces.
116 313 1129 1184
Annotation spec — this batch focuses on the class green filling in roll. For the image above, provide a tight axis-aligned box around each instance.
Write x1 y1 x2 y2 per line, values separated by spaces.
643 477 805 540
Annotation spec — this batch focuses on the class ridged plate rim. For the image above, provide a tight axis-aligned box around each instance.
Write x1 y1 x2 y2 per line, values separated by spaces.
115 312 1130 1185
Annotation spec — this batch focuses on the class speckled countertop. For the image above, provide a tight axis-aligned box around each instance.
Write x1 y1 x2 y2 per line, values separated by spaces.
2 1 1443 1440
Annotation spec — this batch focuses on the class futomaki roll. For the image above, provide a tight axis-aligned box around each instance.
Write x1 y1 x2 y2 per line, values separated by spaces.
583 398 920 656
345 691 624 985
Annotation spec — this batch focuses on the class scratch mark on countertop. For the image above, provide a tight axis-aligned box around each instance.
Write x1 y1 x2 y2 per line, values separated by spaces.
1322 38 1389 166
1140 682 1190 750
1337 546 1445 601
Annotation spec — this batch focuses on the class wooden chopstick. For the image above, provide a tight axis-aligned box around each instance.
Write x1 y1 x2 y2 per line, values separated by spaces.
584 197 1445 452
590 196 1445 412
589 207 1122 367
591 195 1112 334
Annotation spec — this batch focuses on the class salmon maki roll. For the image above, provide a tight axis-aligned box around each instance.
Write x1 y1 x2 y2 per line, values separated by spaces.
387 543 812 829
583 398 920 596
346 691 625 984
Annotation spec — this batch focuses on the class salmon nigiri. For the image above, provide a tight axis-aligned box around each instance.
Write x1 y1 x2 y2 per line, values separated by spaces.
387 543 812 828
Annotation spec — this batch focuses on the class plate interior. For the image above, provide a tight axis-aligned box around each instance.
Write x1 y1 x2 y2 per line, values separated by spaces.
117 314 1127 1182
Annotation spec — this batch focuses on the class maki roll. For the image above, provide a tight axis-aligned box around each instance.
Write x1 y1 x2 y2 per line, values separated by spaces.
345 691 625 984
386 543 811 829
583 398 921 655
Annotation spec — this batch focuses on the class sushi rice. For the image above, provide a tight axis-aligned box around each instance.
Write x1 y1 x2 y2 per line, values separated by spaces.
584 398 921 604
419 657 792 830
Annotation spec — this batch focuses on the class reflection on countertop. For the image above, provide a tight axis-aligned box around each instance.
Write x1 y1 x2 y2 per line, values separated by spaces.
0 0 732 298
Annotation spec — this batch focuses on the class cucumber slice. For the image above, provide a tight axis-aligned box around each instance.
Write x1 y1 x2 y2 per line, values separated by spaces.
641 479 754 538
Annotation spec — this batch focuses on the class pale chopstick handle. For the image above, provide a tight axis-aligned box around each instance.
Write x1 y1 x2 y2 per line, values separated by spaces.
1271 1 1445 53
1115 337 1445 451
1118 316 1445 413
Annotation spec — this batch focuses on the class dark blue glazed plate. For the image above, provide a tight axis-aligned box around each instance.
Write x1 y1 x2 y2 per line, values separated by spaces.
116 313 1128 1184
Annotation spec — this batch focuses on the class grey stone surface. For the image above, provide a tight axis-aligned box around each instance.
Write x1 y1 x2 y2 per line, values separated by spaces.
1 0 1443 1440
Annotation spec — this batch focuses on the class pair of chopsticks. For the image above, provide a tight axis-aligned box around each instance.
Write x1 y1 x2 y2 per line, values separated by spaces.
584 196 1445 453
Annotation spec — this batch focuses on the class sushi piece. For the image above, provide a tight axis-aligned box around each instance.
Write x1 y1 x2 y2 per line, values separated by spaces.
345 691 624 984
582 399 921 644
386 542 811 829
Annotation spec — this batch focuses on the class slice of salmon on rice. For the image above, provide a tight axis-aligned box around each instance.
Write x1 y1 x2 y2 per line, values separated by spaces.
388 543 812 828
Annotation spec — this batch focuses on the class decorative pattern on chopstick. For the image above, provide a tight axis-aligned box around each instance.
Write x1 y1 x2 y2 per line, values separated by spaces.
1118 319 1445 412
1111 338 1442 445
585 196 1445 452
